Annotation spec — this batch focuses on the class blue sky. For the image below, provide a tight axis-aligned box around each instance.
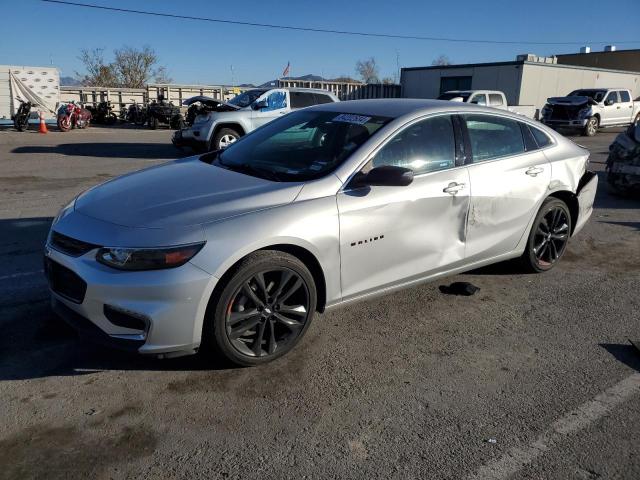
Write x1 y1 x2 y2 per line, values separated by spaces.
2 0 639 85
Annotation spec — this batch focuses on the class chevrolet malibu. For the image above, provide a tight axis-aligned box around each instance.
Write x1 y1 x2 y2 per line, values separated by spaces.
45 99 598 366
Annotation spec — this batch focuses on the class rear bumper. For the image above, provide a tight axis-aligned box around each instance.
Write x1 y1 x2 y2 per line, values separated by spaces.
573 170 598 236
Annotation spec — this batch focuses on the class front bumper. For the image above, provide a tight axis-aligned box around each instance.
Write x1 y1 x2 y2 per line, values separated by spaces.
45 243 218 357
173 128 207 150
541 118 588 128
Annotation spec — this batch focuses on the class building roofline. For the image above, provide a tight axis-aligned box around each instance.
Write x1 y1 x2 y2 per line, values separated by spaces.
556 48 640 57
401 60 640 75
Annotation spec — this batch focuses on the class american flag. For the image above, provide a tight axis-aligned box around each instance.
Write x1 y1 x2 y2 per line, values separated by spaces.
282 62 290 77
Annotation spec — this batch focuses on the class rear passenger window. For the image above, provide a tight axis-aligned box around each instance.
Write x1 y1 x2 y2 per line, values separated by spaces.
489 94 504 106
464 114 524 162
619 90 631 103
290 92 317 108
529 125 553 148
370 115 455 175
313 93 334 104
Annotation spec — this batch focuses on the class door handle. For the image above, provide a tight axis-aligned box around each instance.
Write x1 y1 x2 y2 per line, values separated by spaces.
443 182 466 195
526 167 544 177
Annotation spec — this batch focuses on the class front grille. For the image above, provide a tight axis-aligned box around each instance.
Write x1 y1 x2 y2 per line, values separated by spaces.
44 258 87 304
549 105 581 121
50 231 99 257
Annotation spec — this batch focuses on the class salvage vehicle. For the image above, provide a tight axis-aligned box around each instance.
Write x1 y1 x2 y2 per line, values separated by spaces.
606 123 640 195
541 88 640 137
45 99 597 366
174 87 339 151
438 90 536 119
147 96 184 130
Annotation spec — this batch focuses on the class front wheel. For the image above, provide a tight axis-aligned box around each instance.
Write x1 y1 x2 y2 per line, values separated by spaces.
57 115 71 132
521 197 572 273
14 114 28 132
203 251 317 366
582 116 598 137
211 127 240 151
148 115 158 129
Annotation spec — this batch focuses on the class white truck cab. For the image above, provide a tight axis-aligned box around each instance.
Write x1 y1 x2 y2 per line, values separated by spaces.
438 90 536 119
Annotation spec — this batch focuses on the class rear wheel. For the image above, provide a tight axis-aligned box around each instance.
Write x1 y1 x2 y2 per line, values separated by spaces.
14 114 28 132
57 115 71 132
583 116 598 137
203 251 316 366
634 113 640 125
521 197 572 273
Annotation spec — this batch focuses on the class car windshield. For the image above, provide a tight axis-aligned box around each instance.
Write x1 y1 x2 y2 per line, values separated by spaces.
569 89 606 102
438 92 470 101
205 110 391 182
227 89 268 108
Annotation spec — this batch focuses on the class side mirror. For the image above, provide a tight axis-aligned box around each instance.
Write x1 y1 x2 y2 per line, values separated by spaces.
605 99 615 106
252 100 268 110
356 166 414 187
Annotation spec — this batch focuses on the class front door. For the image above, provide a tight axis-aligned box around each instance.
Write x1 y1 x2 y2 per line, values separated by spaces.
462 114 551 262
251 89 289 129
601 91 620 126
338 114 470 300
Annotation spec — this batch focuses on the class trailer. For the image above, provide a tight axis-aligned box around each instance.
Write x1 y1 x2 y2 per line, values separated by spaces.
0 65 60 121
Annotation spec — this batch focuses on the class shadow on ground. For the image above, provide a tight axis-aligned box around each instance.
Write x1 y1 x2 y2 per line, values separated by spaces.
11 143 191 160
600 343 640 373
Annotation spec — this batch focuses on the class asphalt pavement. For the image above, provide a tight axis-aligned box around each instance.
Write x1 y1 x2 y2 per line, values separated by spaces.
0 124 638 480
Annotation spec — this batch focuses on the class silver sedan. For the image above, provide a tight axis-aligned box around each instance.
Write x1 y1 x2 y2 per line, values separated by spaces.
45 99 598 366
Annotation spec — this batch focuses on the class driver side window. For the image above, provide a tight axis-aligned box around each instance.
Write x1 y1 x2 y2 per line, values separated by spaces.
369 115 456 175
470 94 487 105
262 91 288 111
605 91 618 105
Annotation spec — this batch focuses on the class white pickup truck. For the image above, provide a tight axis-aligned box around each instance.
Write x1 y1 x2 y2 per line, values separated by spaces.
437 90 536 119
541 88 640 137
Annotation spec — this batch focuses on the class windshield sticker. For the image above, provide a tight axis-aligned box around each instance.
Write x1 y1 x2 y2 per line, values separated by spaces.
333 113 371 125
309 162 323 171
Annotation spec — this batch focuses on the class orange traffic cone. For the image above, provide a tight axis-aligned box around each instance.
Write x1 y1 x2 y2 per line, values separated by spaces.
38 111 48 134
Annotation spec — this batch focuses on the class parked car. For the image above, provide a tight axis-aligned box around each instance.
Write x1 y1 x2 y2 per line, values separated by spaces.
173 87 339 152
606 123 640 195
45 99 597 366
438 90 536 119
541 88 640 136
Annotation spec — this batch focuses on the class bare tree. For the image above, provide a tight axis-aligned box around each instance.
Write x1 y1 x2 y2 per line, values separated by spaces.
76 48 119 87
77 45 170 87
153 66 173 84
431 54 452 66
113 46 158 88
355 57 379 84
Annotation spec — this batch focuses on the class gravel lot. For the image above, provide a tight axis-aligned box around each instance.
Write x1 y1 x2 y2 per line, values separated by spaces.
0 125 638 480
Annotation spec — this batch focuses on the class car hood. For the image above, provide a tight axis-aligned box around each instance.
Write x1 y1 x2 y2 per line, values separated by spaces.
547 96 597 106
75 157 304 228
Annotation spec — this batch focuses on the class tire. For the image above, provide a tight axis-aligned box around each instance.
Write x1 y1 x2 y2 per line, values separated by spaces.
170 114 185 130
105 113 117 125
14 114 28 132
148 115 158 130
211 127 240 151
202 250 317 367
634 113 640 125
521 197 572 273
582 116 598 137
57 115 71 132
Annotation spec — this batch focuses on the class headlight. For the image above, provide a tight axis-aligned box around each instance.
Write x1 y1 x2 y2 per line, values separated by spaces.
541 104 551 116
96 242 205 271
52 199 75 225
578 107 592 118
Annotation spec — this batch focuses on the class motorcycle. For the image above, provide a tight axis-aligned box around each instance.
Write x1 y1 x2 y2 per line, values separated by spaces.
57 102 92 132
125 99 147 126
13 97 32 132
87 101 117 125
606 123 640 196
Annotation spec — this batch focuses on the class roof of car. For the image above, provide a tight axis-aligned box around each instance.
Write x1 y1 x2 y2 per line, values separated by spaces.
308 98 473 118
286 87 338 95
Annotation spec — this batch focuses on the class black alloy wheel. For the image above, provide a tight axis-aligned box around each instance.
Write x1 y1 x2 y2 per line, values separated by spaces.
205 251 316 366
522 198 572 272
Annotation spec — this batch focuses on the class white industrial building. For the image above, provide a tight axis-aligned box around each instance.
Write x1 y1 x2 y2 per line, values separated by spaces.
401 53 640 116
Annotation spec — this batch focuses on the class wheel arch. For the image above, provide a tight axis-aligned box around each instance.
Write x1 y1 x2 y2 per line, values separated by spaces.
213 122 246 137
548 190 579 235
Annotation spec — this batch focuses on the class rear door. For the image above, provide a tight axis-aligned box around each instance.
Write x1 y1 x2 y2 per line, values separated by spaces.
337 114 470 299
462 113 551 263
618 90 634 123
